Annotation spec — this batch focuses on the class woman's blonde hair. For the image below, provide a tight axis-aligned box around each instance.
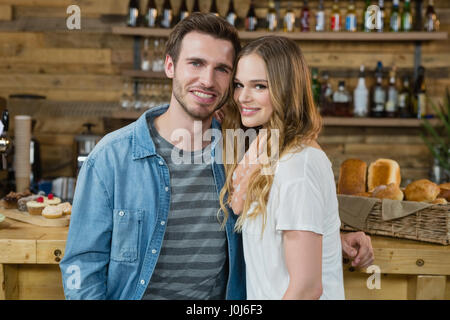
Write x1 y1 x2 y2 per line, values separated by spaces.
219 36 323 233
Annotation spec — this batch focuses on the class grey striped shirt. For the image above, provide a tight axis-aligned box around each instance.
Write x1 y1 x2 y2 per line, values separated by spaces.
142 117 227 300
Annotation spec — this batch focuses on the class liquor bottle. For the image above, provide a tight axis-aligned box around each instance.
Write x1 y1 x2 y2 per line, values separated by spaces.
398 76 412 118
284 2 296 32
210 0 219 17
267 0 278 32
363 0 372 32
377 0 385 32
333 81 352 117
353 65 369 117
179 0 189 22
385 66 398 117
127 0 139 27
413 66 427 119
300 0 310 32
315 0 325 32
145 0 158 28
311 68 321 109
160 0 173 29
371 61 386 117
245 0 257 31
390 0 401 32
424 0 440 32
330 0 341 32
401 0 412 32
141 38 151 71
192 0 200 13
320 71 334 116
345 0 357 32
226 0 237 27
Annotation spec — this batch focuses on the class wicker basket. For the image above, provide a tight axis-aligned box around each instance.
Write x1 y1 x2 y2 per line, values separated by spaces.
341 201 450 245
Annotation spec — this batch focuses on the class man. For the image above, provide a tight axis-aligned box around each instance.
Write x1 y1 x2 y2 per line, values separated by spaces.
60 13 374 300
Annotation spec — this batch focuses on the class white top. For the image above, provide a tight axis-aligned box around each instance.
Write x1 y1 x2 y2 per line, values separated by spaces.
242 147 345 300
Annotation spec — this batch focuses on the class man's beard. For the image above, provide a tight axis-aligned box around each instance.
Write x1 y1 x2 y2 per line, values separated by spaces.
172 77 228 121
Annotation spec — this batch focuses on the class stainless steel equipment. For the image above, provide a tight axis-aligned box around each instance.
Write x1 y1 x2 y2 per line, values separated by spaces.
75 123 101 173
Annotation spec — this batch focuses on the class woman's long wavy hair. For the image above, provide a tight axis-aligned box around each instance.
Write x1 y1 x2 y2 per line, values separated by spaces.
219 36 323 233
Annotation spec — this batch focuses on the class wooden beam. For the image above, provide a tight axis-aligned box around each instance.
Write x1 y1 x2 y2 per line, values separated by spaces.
415 275 447 300
0 5 12 21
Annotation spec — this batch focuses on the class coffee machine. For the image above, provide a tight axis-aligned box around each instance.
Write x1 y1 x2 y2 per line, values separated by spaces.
75 123 101 174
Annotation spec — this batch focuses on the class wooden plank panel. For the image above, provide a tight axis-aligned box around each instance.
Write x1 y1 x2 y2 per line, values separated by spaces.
36 240 66 264
415 275 447 300
0 239 36 264
0 5 12 21
16 264 64 300
0 48 111 64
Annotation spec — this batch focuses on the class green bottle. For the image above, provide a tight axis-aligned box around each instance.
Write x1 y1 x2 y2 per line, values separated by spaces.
390 0 400 32
401 0 412 31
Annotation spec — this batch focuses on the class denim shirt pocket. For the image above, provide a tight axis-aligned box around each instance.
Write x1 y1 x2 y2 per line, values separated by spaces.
111 209 143 263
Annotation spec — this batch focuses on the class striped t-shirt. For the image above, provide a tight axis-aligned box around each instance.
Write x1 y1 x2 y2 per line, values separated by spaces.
142 117 228 300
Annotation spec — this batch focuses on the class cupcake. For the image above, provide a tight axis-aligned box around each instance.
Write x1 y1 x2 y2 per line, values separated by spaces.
27 197 46 215
42 205 63 219
18 194 42 212
57 202 72 215
44 194 61 206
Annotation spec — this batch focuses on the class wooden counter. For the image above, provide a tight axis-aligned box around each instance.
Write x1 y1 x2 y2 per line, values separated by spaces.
1 217 449 300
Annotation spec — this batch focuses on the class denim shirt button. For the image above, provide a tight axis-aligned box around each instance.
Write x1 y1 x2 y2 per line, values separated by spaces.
140 280 145 285
151 249 157 254
158 160 163 165
160 221 165 226
118 211 125 217
165 187 169 192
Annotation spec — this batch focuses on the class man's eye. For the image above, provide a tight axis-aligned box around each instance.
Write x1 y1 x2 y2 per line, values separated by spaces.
191 61 201 67
217 67 229 74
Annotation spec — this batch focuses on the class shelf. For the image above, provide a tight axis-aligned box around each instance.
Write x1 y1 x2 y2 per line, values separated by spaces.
112 26 448 41
109 109 441 128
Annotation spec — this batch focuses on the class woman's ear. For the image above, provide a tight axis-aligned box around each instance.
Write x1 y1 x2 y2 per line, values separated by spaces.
165 55 175 79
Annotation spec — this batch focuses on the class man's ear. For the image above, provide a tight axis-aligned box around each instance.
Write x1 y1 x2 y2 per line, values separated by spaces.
165 55 175 79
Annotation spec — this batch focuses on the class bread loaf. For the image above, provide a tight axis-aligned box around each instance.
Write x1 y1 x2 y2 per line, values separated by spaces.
371 183 404 201
337 159 367 195
404 179 441 202
367 159 401 192
432 198 448 205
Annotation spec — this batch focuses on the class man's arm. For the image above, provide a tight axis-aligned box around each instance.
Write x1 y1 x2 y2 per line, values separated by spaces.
340 231 374 268
59 160 113 299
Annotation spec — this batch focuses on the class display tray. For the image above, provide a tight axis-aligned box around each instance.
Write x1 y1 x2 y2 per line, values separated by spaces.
338 195 450 245
0 208 70 227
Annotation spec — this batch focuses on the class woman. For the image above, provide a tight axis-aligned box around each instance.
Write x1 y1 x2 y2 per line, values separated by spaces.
219 36 345 300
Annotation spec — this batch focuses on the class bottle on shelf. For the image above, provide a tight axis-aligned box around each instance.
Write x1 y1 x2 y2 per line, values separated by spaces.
320 71 334 116
371 61 386 117
245 0 258 32
284 2 296 32
390 0 401 32
160 0 173 29
330 0 341 32
179 0 189 22
210 0 219 17
424 0 440 32
385 66 398 118
141 38 152 72
311 68 321 110
377 0 385 32
398 75 413 118
192 0 200 13
401 0 413 32
127 0 140 27
345 0 357 32
413 66 427 119
267 0 278 32
152 39 165 72
363 0 371 32
353 65 369 117
315 0 325 32
145 0 158 28
300 0 310 32
226 0 237 27
333 81 352 117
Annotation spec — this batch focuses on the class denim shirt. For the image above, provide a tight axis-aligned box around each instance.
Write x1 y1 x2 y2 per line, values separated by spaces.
59 105 246 300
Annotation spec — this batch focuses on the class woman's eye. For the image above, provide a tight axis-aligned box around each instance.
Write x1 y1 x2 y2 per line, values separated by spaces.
234 82 243 89
255 84 267 90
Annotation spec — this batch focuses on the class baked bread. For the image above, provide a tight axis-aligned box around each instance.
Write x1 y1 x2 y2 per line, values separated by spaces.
42 205 63 219
371 183 404 201
439 182 450 189
438 187 450 201
367 159 401 192
404 179 441 202
337 159 367 195
56 202 72 215
431 198 448 205
353 192 372 197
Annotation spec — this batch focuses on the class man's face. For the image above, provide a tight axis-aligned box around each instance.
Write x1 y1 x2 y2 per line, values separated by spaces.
165 32 235 121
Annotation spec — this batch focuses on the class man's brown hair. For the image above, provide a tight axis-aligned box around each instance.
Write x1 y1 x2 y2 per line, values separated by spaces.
165 12 241 65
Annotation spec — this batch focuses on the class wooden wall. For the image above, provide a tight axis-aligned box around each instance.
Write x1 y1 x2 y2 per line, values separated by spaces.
0 0 449 185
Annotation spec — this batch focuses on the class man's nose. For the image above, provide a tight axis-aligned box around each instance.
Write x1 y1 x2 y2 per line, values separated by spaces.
198 66 215 89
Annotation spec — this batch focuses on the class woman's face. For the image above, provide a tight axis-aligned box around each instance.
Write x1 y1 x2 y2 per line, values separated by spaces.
233 54 274 128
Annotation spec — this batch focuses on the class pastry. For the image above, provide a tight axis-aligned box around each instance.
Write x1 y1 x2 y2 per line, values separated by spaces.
42 205 63 219
367 159 401 192
371 183 404 201
18 195 41 212
353 192 372 197
57 202 72 215
26 197 46 215
438 184 450 201
337 159 367 195
431 198 448 205
44 193 61 206
439 182 450 190
404 179 441 202
1 190 32 209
